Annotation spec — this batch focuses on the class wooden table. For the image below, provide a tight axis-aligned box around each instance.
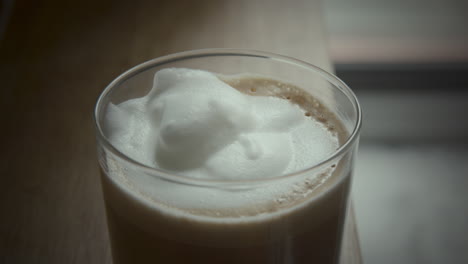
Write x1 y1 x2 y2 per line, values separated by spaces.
0 0 361 263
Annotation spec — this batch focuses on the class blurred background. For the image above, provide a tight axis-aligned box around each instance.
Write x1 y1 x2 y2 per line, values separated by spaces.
324 0 468 263
1 0 467 263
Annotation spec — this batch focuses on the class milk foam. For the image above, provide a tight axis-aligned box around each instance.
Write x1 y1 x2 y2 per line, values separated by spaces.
105 68 338 180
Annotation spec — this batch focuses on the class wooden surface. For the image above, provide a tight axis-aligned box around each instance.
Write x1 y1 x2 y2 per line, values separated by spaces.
0 0 361 263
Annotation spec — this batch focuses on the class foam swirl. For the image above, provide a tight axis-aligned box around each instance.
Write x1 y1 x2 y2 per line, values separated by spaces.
105 68 338 180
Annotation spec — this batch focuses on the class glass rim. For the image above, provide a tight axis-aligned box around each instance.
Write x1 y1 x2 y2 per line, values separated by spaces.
94 48 362 187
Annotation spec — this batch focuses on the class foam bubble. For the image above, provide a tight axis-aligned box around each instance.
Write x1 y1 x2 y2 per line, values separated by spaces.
105 68 338 181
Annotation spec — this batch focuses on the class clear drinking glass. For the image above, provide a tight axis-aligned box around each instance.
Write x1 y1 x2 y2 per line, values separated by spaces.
94 49 361 264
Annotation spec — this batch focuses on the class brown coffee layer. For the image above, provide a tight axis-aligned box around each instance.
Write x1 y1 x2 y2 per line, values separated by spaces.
221 76 347 144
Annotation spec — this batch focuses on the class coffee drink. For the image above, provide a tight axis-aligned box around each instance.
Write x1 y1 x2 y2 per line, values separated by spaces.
99 68 353 264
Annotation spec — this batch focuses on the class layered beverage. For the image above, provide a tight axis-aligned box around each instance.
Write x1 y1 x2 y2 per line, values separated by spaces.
95 53 360 264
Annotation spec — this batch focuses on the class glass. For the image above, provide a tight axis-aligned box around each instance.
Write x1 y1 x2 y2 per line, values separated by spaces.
94 49 361 264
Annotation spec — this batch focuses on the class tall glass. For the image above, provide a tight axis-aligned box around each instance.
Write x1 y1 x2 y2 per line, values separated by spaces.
94 49 361 264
